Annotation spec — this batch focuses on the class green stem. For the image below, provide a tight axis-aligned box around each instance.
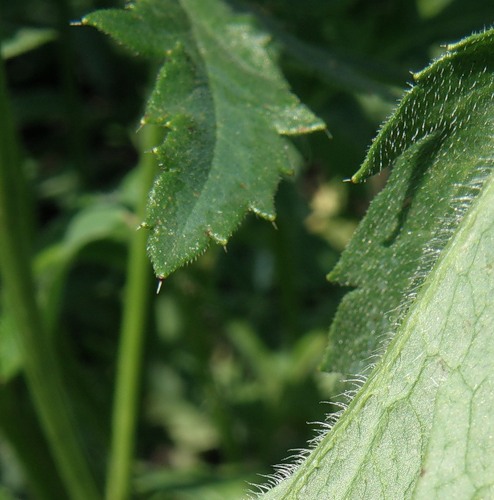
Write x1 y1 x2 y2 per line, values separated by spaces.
0 53 100 500
105 125 158 500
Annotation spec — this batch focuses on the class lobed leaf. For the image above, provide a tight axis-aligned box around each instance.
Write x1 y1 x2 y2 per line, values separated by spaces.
263 179 494 498
83 0 325 278
261 28 494 499
324 29 494 374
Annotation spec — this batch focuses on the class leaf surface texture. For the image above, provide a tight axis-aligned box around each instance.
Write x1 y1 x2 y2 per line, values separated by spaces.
263 29 494 499
84 0 324 277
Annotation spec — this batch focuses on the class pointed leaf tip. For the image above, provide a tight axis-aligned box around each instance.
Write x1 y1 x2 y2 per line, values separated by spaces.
84 0 324 278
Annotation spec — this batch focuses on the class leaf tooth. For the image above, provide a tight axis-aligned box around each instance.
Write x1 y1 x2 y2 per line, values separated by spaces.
206 228 228 247
248 203 276 222
279 166 295 177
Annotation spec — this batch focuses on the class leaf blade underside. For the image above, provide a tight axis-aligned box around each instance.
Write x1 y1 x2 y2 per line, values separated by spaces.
261 28 494 500
83 0 325 278
263 178 494 498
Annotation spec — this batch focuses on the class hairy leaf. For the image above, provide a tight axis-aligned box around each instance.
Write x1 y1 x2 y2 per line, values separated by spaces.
325 29 494 374
83 0 324 278
260 29 494 498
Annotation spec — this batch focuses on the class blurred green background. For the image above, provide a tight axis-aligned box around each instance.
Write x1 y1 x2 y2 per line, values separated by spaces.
1 0 493 498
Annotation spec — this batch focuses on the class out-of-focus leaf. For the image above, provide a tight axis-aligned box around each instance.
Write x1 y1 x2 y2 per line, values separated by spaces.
35 201 132 336
0 486 20 500
260 28 494 499
1 28 57 59
83 0 325 278
135 467 253 499
261 20 404 100
62 203 131 252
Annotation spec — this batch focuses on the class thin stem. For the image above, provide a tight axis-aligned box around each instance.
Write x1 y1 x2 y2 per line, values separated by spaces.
105 125 159 500
0 53 100 500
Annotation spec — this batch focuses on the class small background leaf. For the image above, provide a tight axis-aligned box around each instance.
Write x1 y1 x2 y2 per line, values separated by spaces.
83 0 325 278
1 28 57 59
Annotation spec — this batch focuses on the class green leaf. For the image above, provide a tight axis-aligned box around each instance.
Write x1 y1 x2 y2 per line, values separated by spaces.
1 28 57 60
35 201 132 335
260 29 494 498
263 180 494 499
261 19 403 101
324 29 494 374
82 0 325 278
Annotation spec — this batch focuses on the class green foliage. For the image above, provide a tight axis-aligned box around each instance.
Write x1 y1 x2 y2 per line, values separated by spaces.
83 0 325 278
264 182 494 498
263 28 494 499
1 28 57 60
1 0 493 499
325 29 494 374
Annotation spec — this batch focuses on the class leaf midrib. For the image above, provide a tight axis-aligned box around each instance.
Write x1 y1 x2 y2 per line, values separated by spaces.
176 0 275 240
288 170 494 498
